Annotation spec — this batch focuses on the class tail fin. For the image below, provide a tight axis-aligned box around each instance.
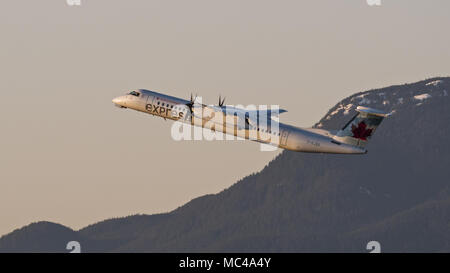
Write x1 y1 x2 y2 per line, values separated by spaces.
333 106 390 148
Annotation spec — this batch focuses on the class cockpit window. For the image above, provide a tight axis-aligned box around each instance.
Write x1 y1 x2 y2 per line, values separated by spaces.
129 91 140 97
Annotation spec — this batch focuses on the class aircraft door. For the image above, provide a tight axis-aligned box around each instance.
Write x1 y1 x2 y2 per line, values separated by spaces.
280 130 289 146
145 95 154 113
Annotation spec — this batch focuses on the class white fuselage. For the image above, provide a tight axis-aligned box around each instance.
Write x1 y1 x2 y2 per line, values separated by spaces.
112 89 366 154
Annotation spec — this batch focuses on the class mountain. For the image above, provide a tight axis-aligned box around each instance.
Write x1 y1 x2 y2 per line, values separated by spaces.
1 77 449 252
0 222 82 253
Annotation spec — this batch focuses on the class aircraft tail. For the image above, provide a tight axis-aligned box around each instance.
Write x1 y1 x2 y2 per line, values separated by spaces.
333 106 390 148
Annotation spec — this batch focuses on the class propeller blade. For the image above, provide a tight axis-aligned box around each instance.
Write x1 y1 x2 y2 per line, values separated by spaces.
186 92 199 115
218 95 225 107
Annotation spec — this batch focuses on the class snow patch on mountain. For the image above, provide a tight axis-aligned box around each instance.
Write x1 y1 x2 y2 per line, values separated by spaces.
342 104 354 115
357 93 368 98
330 109 341 116
425 80 442 86
414 93 431 101
327 103 355 117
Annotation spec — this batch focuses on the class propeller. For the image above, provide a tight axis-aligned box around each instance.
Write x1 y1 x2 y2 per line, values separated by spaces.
186 93 198 113
218 95 226 107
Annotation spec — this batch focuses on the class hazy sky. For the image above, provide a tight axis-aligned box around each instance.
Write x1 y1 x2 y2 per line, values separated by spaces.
1 0 449 236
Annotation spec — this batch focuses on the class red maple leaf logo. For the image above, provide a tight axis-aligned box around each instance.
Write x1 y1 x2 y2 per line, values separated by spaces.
351 121 373 140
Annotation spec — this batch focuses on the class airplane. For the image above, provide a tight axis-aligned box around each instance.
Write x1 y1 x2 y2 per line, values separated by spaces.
112 89 390 154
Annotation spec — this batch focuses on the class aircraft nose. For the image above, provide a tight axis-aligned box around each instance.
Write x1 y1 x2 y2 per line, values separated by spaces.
112 96 126 107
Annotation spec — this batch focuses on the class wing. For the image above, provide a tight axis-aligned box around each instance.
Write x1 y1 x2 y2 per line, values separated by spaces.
211 105 287 128
208 105 287 117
